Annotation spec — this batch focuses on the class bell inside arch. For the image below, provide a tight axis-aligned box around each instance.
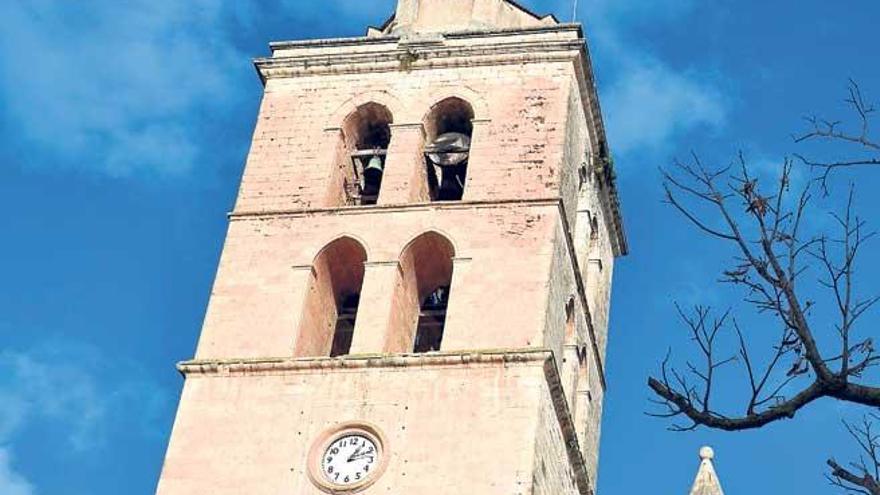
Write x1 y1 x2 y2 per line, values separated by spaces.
426 132 471 167
361 154 385 199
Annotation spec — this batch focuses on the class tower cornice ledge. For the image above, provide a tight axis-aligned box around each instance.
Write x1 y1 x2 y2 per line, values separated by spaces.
227 197 609 392
178 348 594 495
255 38 585 81
178 348 552 376
228 197 562 219
255 25 586 86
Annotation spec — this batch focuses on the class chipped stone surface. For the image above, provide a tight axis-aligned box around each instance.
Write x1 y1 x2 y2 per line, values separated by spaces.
156 1 625 494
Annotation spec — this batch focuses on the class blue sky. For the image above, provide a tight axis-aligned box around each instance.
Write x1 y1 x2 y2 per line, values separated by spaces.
1 0 879 494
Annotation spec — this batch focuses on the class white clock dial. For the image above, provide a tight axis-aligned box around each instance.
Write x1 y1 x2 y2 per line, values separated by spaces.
320 434 379 487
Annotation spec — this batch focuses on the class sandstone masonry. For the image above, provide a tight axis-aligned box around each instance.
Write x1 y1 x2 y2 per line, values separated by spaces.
155 1 626 494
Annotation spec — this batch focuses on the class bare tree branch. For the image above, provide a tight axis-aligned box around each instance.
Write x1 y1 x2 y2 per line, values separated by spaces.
649 153 880 431
794 81 880 192
828 416 880 495
650 81 880 495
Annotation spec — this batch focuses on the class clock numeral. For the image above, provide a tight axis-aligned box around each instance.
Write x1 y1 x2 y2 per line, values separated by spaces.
322 433 380 485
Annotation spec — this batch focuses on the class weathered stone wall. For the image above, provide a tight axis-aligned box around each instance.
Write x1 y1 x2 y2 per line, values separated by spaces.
560 76 590 231
157 358 552 495
159 15 623 495
531 385 580 495
578 181 615 362
569 76 616 364
234 62 573 213
540 217 605 490
196 203 560 360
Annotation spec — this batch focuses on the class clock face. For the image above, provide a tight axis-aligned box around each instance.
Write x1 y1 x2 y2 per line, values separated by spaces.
320 433 380 487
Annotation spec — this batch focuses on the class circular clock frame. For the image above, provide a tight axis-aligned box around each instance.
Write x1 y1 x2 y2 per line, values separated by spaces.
307 422 389 494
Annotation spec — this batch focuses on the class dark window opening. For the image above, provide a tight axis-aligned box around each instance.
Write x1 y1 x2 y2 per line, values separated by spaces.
423 98 475 202
296 237 367 358
394 232 455 355
343 104 392 206
330 294 360 357
349 150 386 205
413 286 450 353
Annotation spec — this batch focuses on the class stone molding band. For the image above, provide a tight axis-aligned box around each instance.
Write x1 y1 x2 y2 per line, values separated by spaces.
178 348 553 376
228 197 560 219
176 348 593 494
226 197 608 392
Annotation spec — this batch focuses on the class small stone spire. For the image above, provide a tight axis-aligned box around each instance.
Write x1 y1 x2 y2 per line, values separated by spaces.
689 447 725 495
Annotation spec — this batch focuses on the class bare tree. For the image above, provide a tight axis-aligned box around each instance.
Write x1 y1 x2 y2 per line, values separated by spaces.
829 416 880 495
795 80 880 191
650 155 879 430
647 83 880 493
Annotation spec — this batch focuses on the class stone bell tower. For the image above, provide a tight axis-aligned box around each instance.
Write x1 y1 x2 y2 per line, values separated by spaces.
155 1 626 494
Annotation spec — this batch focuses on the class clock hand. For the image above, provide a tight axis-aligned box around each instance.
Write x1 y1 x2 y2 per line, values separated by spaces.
347 445 364 462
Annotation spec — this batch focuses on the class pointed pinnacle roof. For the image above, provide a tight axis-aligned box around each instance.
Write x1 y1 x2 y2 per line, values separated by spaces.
689 447 725 495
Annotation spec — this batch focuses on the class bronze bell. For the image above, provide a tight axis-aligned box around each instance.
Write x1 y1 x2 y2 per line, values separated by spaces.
364 155 384 176
362 155 384 197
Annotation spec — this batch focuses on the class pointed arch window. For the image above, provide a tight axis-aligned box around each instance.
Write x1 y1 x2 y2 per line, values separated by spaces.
564 297 576 344
386 232 456 354
423 98 475 202
334 103 393 206
414 285 450 353
296 237 367 357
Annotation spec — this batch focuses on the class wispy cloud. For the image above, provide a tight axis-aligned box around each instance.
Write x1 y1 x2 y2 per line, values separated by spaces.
0 0 727 178
0 342 171 493
605 61 726 155
0 348 105 451
0 449 33 495
565 0 730 161
0 0 248 178
0 0 402 180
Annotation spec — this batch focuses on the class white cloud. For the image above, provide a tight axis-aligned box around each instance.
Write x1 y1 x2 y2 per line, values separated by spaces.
604 61 727 156
0 449 33 495
0 348 106 451
0 0 247 178
561 0 730 161
0 0 731 178
0 0 404 179
0 342 171 493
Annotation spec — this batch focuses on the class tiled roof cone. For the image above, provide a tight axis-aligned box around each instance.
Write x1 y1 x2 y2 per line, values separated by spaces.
689 447 725 495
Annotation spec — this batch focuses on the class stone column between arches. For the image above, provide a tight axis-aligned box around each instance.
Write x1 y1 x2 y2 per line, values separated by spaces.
378 122 428 204
460 118 491 201
348 261 404 354
431 256 471 350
